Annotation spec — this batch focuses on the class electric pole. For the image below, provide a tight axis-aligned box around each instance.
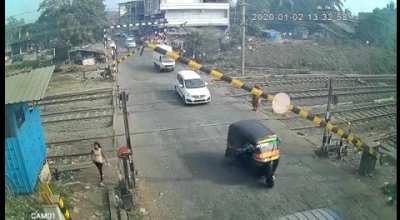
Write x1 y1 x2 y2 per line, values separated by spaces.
241 0 246 76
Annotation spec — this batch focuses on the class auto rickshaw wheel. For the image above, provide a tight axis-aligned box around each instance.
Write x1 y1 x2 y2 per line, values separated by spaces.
224 148 237 165
272 158 280 174
265 163 274 188
224 148 231 157
225 145 234 157
266 177 274 188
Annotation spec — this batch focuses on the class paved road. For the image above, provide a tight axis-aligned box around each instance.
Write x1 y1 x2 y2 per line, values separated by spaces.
117 50 395 220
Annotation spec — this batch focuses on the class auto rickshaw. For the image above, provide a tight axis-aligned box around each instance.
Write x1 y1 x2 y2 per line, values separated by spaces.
225 120 280 187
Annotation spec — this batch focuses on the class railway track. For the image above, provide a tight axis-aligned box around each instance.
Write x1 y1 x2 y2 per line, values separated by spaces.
232 87 395 105
235 75 396 91
275 101 396 119
42 108 113 124
290 111 395 131
39 88 113 106
42 87 115 172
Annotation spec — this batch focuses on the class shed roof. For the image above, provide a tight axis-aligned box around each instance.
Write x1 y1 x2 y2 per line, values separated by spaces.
5 65 55 104
69 43 106 54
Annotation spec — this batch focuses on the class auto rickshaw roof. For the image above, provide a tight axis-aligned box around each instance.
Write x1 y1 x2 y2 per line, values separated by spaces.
228 120 275 145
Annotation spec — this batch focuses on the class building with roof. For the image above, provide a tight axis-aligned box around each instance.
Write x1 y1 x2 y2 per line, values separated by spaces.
118 0 229 28
159 0 230 28
5 66 55 194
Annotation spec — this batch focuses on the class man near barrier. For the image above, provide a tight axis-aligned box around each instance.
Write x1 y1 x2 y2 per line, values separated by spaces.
252 84 262 112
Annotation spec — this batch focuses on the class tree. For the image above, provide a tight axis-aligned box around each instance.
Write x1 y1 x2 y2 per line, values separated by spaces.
36 0 107 47
184 28 221 61
355 2 396 49
5 16 26 45
244 0 345 37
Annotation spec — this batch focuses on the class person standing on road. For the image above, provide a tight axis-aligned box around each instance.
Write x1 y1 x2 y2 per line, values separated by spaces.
91 142 109 186
252 84 262 112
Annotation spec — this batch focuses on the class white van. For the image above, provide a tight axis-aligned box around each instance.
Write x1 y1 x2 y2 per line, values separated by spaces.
175 70 211 105
153 44 175 72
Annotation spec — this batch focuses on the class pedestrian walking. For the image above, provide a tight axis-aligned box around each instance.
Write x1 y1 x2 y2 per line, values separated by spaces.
252 85 262 112
91 142 109 186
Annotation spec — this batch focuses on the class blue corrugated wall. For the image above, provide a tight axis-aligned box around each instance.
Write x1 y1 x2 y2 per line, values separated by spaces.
5 103 47 194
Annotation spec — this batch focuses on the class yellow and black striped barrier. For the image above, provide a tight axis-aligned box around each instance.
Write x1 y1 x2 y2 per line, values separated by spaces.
145 43 378 159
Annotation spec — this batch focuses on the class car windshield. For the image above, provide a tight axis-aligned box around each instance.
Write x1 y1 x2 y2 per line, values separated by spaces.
126 38 135 42
184 79 205 89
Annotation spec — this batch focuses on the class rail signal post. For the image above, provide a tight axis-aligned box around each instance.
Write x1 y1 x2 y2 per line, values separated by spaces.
319 77 333 156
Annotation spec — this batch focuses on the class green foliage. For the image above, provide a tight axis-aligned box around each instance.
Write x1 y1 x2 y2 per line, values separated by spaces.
49 182 74 209
229 24 242 46
244 0 345 38
355 2 396 49
5 16 26 45
37 0 107 47
5 192 43 219
382 182 396 205
6 59 54 73
184 28 221 62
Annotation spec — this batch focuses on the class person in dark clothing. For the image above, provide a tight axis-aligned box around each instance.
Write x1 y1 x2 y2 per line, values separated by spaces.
252 85 262 112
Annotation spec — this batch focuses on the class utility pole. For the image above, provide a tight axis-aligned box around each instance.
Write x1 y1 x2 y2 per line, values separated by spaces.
241 0 246 76
320 77 333 156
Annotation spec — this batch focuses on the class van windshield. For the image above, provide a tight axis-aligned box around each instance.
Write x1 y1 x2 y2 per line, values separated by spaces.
184 79 205 88
161 56 174 62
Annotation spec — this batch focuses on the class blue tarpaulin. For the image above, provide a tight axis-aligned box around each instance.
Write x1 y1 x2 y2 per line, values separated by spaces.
262 30 281 42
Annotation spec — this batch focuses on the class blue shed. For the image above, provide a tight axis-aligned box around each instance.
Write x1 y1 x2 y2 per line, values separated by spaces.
5 66 55 194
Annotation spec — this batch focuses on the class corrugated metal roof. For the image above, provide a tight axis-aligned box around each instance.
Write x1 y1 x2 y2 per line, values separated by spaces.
5 66 55 104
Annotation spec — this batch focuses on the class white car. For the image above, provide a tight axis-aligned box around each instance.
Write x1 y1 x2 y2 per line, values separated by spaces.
175 70 211 105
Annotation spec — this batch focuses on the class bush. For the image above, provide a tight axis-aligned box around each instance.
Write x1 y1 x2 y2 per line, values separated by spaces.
184 28 221 62
5 192 43 219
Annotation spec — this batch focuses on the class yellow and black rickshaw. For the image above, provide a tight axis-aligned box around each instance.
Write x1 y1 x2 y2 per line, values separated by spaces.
225 120 280 187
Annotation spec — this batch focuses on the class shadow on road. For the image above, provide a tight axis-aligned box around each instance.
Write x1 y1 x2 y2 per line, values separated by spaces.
180 151 264 188
153 88 186 106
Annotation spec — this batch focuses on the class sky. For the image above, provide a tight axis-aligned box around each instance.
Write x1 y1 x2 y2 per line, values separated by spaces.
5 0 396 24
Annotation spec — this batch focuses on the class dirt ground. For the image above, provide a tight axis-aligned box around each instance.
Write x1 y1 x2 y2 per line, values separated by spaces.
215 39 396 75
